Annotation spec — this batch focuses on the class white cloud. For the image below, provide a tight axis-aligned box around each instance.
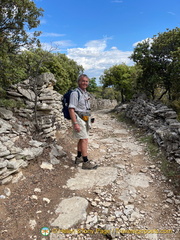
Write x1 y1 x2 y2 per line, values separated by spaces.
133 41 141 47
67 38 134 81
111 46 118 50
133 38 153 47
41 32 66 37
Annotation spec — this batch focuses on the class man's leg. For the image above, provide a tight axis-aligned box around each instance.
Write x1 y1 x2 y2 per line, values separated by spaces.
79 139 97 170
79 139 88 159
75 138 97 169
75 139 88 164
77 140 82 158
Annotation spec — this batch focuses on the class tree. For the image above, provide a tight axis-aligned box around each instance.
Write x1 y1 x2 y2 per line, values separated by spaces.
42 52 84 94
11 48 84 94
0 0 43 51
101 87 120 100
131 27 180 100
87 77 98 93
100 64 137 102
0 0 43 89
151 27 180 100
130 39 159 99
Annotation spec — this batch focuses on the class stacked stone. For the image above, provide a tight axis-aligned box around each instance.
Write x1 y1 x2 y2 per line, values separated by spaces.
90 95 117 111
0 108 45 184
117 95 180 164
0 73 68 185
7 72 69 139
37 87 62 138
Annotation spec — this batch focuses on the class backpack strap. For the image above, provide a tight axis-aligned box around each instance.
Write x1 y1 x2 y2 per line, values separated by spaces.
74 88 80 101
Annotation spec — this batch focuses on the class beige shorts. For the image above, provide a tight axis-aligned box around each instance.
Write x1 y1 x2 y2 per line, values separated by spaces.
73 114 91 139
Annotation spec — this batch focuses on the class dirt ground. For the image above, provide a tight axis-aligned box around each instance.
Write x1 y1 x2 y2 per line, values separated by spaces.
0 109 179 240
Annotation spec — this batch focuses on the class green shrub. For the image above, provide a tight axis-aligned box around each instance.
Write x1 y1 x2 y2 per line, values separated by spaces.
0 98 25 109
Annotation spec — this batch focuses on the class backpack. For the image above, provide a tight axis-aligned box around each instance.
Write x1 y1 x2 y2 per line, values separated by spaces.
61 89 80 120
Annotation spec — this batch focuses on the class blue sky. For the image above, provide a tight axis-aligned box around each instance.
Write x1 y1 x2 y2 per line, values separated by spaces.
33 0 180 82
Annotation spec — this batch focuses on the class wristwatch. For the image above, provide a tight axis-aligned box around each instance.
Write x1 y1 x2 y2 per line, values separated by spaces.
73 122 78 125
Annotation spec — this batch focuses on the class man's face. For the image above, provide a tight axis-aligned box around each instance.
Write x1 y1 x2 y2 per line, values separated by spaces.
78 77 89 90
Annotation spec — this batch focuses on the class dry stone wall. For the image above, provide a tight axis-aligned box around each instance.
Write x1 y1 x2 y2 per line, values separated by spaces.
91 96 117 111
0 73 117 185
0 73 69 185
115 95 180 165
7 72 69 138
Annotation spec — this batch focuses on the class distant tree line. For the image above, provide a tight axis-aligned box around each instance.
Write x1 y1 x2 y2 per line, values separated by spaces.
100 28 180 106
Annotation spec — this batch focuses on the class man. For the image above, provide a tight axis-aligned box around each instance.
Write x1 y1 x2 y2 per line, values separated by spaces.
68 74 97 170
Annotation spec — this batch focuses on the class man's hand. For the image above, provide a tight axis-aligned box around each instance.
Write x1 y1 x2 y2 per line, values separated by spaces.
74 123 81 132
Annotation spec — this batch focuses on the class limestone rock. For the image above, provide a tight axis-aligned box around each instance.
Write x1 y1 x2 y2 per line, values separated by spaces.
123 95 180 164
17 86 35 101
0 119 12 134
50 197 88 228
36 72 56 87
4 187 11 197
29 219 37 230
0 108 13 120
50 144 66 158
0 160 8 169
124 173 151 188
19 147 44 160
40 162 54 170
66 167 118 190
12 171 26 183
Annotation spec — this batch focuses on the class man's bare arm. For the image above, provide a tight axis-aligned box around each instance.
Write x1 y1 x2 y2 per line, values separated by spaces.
69 108 80 132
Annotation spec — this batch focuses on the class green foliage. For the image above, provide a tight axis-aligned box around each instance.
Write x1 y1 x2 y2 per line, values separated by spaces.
0 53 28 88
139 135 160 158
101 87 117 100
6 48 84 94
100 64 138 102
16 48 53 78
90 86 104 99
101 87 121 101
0 0 43 89
47 53 84 94
131 27 180 100
0 0 43 51
152 28 180 100
0 98 25 109
88 85 119 100
131 39 158 98
87 77 98 93
0 87 6 98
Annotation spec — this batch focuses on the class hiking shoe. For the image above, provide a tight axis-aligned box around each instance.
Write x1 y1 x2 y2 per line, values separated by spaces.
75 156 83 164
82 161 98 170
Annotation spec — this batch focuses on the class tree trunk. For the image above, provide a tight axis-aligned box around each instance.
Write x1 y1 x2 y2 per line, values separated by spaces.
121 89 125 103
158 89 168 100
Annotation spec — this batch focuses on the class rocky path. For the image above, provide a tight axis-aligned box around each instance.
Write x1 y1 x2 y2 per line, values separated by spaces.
49 109 180 240
0 109 180 240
